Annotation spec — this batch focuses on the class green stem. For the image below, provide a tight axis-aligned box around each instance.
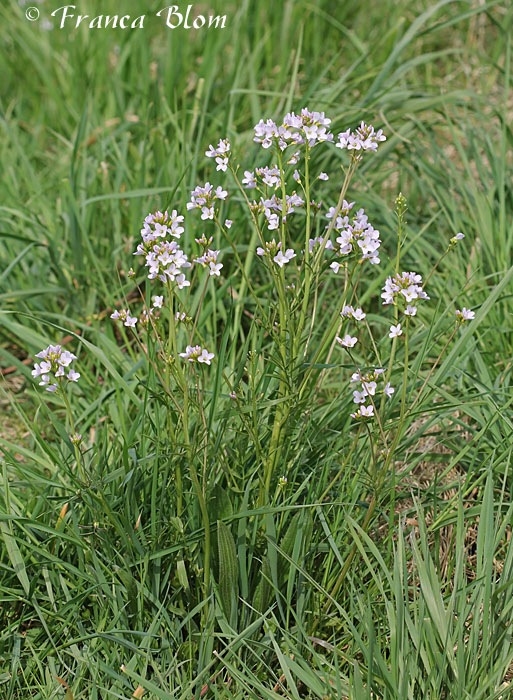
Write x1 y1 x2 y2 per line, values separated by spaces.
295 144 311 357
60 382 85 483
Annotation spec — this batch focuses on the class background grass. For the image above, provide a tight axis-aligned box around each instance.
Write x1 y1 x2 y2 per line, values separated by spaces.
1 0 513 697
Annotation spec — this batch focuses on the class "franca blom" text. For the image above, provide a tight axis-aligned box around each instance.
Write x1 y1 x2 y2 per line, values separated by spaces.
50 5 227 30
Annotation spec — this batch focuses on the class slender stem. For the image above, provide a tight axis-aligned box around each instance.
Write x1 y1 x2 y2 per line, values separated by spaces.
295 144 312 357
60 382 85 483
192 274 209 339
298 264 357 399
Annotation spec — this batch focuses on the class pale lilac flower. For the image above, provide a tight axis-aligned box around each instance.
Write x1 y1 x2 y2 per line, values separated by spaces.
341 305 366 321
242 170 257 189
32 360 51 378
361 380 377 396
216 156 228 172
250 192 304 232
336 334 358 348
40 376 58 392
451 232 465 243
308 237 334 254
404 305 417 316
134 212 191 284
187 182 228 217
209 262 223 276
224 219 233 229
318 172 329 181
389 324 402 338
195 249 223 277
257 239 281 259
351 404 374 419
293 170 301 183
152 295 164 309
381 272 429 306
253 109 333 150
326 200 354 220
175 274 190 290
330 261 342 274
205 138 230 171
353 390 367 404
139 210 184 243
273 249 296 268
328 206 381 265
175 311 187 322
229 391 237 400
336 122 386 153
179 345 215 365
111 309 138 327
384 383 395 398
201 206 214 220
70 433 82 445
32 344 80 393
349 369 391 409
455 307 475 321
59 350 75 367
255 165 281 188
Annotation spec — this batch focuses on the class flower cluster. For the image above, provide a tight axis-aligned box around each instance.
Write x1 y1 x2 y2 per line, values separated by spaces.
456 307 475 321
194 249 223 277
336 334 358 348
256 165 281 188
187 182 228 220
179 345 215 365
133 210 191 286
381 272 429 313
336 122 386 153
242 170 257 188
111 309 138 327
32 345 80 392
137 239 191 286
341 305 366 321
138 210 184 245
139 295 166 326
309 236 334 253
253 108 333 151
350 368 394 410
195 233 213 247
256 239 296 268
328 205 381 269
205 138 231 172
350 405 374 419
250 192 304 231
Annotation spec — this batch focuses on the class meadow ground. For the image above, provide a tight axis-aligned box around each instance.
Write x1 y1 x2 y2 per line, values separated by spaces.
1 0 513 698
